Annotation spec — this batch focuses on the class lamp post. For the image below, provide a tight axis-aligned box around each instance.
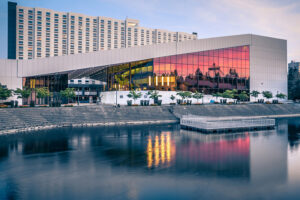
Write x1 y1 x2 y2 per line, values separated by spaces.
77 88 80 106
116 89 118 106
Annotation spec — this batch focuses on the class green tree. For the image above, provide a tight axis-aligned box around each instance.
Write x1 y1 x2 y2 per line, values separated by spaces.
170 94 176 103
60 88 76 103
276 93 286 101
222 90 234 99
0 84 12 101
127 90 142 104
184 91 192 99
148 90 162 104
232 89 238 100
262 91 273 101
250 90 260 102
14 87 31 105
193 91 204 103
238 91 249 101
36 87 50 104
176 91 186 101
176 91 192 101
212 92 222 102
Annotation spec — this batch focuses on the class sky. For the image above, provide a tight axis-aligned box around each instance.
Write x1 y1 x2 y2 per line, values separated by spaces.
0 0 299 61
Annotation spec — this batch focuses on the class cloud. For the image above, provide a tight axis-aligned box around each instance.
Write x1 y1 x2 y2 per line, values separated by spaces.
112 0 300 61
198 0 300 61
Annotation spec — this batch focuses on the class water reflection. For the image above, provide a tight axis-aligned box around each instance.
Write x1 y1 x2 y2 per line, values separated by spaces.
0 119 300 200
176 131 250 179
288 118 300 150
146 132 175 168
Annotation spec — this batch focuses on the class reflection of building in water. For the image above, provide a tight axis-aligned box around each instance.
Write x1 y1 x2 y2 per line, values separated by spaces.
250 129 288 185
147 132 176 168
177 131 250 179
287 118 300 184
287 118 300 150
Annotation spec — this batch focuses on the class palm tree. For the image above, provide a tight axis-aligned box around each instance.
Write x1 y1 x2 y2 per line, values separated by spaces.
148 90 162 104
14 87 31 105
238 91 249 102
193 91 204 104
222 90 234 99
250 90 260 102
262 91 273 101
176 91 186 102
276 93 286 102
212 92 222 102
127 90 142 104
170 94 176 104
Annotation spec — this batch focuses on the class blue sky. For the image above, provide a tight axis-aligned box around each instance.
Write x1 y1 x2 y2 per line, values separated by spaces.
1 0 299 61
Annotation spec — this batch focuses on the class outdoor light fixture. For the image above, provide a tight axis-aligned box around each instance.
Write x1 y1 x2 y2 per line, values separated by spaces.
162 76 164 86
156 76 158 86
148 76 151 86
167 76 170 86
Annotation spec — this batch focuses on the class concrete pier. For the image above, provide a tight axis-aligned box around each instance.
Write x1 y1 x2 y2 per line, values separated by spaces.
180 115 275 133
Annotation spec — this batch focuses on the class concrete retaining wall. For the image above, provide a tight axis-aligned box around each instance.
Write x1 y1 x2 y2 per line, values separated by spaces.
0 104 300 135
0 105 178 134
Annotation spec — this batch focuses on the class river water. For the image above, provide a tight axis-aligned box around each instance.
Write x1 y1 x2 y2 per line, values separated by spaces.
0 118 300 200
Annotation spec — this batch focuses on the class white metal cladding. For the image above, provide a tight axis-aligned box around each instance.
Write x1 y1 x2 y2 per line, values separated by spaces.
249 35 287 99
0 59 22 90
18 34 254 77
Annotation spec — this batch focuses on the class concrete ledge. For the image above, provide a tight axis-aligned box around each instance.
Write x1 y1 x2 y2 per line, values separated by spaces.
0 119 178 135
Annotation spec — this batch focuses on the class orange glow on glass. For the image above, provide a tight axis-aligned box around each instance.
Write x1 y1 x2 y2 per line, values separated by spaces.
167 76 170 86
161 134 165 164
147 136 153 168
155 135 160 167
166 133 171 164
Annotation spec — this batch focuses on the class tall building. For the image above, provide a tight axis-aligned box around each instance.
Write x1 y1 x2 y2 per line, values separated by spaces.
288 61 300 72
288 61 300 100
8 1 197 60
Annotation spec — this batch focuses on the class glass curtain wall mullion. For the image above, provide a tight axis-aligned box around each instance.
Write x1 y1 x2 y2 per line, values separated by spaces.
101 46 249 95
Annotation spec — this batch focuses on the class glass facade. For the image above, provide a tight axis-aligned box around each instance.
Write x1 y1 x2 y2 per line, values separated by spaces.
23 45 250 104
8 1 17 59
23 74 68 104
105 45 250 94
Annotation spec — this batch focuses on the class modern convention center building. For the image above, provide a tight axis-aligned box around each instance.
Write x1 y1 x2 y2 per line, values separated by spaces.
0 34 287 105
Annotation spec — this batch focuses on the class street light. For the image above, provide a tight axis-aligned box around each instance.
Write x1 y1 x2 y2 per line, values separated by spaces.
77 88 80 106
116 88 118 106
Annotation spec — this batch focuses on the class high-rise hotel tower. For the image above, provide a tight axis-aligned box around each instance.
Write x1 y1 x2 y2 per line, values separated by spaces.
7 2 197 60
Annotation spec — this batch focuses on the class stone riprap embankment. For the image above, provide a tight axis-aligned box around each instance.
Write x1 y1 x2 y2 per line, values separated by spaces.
0 105 177 134
0 104 300 134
